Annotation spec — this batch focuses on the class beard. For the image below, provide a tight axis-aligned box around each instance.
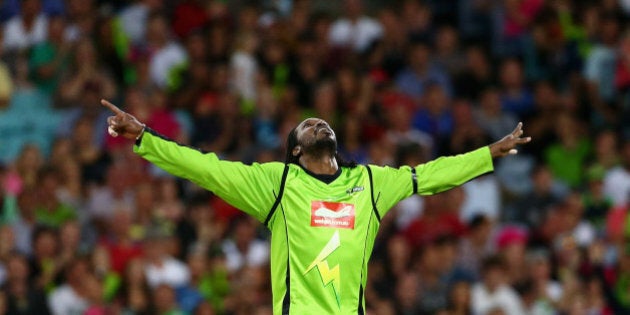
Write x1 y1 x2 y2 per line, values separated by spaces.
302 135 337 158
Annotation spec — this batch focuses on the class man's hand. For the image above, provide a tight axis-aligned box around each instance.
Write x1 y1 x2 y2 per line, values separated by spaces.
489 122 531 158
102 99 146 140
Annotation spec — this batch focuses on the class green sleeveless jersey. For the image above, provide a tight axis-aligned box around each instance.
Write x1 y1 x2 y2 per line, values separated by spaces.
134 129 494 315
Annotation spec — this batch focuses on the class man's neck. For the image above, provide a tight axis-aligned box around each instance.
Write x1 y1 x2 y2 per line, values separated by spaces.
299 154 338 175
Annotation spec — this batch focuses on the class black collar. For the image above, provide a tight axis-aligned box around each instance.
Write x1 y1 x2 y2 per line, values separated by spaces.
299 164 342 184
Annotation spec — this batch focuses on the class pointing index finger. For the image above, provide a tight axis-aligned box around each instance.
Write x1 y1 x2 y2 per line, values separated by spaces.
511 122 523 136
101 99 124 115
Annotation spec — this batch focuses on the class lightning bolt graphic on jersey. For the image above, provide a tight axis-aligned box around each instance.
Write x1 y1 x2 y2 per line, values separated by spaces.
304 230 342 307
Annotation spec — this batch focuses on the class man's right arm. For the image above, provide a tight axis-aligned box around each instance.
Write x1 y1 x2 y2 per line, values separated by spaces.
102 99 282 222
134 129 282 222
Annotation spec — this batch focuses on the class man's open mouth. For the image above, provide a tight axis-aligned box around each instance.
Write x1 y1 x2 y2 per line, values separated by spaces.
317 128 332 135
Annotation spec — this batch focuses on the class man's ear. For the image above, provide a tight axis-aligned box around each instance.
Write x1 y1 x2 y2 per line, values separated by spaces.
292 146 301 157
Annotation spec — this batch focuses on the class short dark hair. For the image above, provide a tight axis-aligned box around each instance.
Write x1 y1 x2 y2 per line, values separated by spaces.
31 225 58 247
481 255 505 273
468 214 489 230
37 165 59 182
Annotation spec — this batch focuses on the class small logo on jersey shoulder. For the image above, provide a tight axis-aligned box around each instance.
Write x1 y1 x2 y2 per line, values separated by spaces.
311 201 355 229
346 186 364 195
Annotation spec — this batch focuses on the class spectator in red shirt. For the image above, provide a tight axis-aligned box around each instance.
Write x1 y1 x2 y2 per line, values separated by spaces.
403 188 467 249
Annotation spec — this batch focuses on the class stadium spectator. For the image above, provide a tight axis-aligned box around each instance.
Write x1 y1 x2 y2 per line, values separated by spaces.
507 163 568 230
471 255 526 315
456 214 495 279
145 12 188 91
221 215 269 274
5 253 50 314
525 249 563 307
118 258 152 314
2 0 48 53
583 12 621 107
454 45 494 101
29 15 70 95
328 0 383 53
153 283 186 315
396 41 452 101
47 257 90 315
64 0 94 42
544 113 592 188
117 0 163 47
498 58 534 118
412 83 454 142
34 167 76 228
57 39 117 109
604 137 630 207
143 231 190 289
474 86 519 142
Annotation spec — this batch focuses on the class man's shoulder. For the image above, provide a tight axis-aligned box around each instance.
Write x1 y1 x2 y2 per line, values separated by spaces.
256 161 286 171
363 163 407 172
358 164 414 183
247 161 290 183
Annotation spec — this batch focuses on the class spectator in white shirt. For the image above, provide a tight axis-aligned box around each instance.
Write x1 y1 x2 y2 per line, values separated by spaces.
117 0 163 46
328 0 383 52
526 249 563 304
48 258 90 315
603 138 630 207
222 215 269 273
460 174 501 222
472 255 526 315
3 0 48 52
143 233 191 289
230 32 259 105
146 13 188 90
473 87 519 142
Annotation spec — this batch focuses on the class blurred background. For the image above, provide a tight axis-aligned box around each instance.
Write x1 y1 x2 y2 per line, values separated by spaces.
1 0 630 314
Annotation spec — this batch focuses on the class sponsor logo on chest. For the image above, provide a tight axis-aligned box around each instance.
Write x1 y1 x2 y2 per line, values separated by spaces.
346 186 364 195
310 201 355 229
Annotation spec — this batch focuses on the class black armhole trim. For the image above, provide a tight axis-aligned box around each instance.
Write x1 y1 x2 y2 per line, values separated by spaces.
280 187 291 314
365 165 381 222
358 284 364 315
282 219 291 315
264 164 290 227
357 212 373 315
411 167 418 195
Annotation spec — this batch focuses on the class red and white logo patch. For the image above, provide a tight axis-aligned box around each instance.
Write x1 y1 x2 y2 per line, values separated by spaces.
310 201 355 229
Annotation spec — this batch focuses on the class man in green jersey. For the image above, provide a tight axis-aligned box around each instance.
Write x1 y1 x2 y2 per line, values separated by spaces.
102 99 530 315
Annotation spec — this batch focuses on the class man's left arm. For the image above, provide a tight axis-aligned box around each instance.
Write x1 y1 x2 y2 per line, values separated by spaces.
414 146 494 195
369 147 493 218
371 123 530 217
416 122 530 195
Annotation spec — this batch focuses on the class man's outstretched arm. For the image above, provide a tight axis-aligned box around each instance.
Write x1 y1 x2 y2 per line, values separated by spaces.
368 123 531 216
415 122 531 195
102 99 282 222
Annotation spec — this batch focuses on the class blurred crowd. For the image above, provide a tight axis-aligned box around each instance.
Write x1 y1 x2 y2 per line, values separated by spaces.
2 0 630 314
